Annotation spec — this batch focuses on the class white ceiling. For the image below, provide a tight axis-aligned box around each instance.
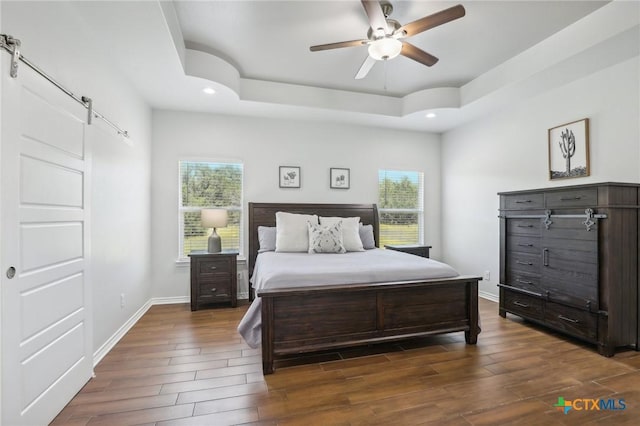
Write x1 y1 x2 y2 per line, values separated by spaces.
68 1 640 133
174 0 606 97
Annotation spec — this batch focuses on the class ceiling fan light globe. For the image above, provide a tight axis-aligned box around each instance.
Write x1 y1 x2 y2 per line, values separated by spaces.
368 37 402 61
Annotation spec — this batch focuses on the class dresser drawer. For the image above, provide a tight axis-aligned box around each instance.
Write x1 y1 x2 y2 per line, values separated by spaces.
544 301 597 342
506 218 541 236
505 271 541 294
507 235 541 254
503 193 544 210
507 252 541 275
503 290 543 321
198 258 232 275
545 188 597 208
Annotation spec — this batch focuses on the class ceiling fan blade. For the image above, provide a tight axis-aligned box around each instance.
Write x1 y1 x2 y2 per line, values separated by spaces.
361 0 389 35
310 39 368 52
355 56 377 80
401 42 439 66
398 4 465 37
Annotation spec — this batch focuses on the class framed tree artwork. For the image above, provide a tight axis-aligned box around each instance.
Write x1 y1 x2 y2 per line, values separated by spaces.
548 118 590 180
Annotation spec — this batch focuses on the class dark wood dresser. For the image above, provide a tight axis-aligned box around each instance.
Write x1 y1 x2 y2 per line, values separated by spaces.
498 182 639 356
189 251 237 311
385 244 432 258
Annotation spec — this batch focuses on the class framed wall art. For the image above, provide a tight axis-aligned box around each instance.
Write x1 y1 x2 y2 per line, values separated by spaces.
548 118 590 180
330 168 350 189
279 166 300 188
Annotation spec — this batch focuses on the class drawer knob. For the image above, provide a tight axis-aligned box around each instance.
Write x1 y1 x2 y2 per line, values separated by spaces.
209 266 218 270
210 288 217 292
513 301 529 308
558 315 579 324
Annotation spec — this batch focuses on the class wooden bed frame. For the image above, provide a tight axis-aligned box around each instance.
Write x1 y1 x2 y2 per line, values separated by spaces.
248 202 481 374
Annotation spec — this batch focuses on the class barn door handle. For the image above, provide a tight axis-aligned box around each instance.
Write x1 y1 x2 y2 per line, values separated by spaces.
6 267 16 279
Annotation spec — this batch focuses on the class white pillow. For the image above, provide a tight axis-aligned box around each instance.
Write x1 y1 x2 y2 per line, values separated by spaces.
319 216 364 252
308 222 346 254
275 212 318 252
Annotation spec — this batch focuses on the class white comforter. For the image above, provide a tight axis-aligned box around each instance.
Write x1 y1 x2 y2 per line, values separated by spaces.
237 249 459 348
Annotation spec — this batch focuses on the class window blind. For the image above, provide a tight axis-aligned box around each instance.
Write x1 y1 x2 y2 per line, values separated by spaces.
179 161 243 258
378 169 424 246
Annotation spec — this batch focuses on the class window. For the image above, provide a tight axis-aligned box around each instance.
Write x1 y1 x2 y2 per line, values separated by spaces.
179 160 243 259
378 169 424 246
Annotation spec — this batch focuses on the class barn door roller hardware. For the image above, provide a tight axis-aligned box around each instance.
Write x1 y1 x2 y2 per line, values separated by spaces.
0 34 129 138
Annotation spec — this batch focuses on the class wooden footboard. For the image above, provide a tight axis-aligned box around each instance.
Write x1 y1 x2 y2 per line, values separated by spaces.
259 276 480 374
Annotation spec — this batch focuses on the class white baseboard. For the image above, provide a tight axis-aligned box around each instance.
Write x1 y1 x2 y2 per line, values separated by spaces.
151 296 190 305
479 291 499 303
93 299 152 367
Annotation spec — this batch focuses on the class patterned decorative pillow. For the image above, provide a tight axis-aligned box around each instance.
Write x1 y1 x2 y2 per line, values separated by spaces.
308 222 346 254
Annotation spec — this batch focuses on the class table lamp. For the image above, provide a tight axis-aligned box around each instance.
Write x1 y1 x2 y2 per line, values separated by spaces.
201 209 228 253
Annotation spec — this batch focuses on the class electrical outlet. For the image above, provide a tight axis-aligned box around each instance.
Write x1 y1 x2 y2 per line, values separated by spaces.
483 270 491 281
120 293 125 308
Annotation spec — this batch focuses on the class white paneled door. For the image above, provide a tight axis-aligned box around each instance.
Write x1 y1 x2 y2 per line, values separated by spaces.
1 54 93 424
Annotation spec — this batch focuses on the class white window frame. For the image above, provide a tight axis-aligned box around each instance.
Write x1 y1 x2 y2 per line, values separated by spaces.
378 169 425 246
177 159 244 261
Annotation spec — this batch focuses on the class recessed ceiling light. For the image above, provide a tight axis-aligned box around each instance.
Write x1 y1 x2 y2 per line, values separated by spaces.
203 87 216 95
425 112 436 119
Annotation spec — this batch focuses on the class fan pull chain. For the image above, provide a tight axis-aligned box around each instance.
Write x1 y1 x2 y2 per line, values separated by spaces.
383 59 388 91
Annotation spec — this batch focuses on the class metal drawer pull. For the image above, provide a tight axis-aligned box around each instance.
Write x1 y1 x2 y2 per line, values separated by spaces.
209 266 218 270
558 315 579 324
517 224 533 228
513 301 529 308
518 243 533 247
516 279 533 285
560 196 582 201
516 261 533 266
515 200 532 204
543 248 549 266
210 288 217 292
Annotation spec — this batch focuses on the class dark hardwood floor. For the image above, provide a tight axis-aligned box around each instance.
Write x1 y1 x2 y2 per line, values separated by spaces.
52 298 640 425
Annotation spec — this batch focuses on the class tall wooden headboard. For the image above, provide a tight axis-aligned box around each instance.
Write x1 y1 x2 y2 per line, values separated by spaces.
248 202 379 277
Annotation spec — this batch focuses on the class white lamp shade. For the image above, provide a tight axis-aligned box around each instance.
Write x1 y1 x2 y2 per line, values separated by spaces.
368 37 402 61
201 209 228 228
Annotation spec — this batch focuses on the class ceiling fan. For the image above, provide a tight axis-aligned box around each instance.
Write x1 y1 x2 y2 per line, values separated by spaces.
310 1 466 79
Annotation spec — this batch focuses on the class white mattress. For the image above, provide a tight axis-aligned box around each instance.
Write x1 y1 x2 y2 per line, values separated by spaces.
237 249 459 348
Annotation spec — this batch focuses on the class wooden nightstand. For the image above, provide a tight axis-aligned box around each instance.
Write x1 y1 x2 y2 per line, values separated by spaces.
189 251 238 311
384 244 432 258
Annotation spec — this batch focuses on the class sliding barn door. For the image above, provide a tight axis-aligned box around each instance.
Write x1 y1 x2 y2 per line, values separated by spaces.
1 53 93 425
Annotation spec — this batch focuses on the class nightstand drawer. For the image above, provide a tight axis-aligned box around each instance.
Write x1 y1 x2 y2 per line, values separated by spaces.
198 282 232 302
198 259 232 274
